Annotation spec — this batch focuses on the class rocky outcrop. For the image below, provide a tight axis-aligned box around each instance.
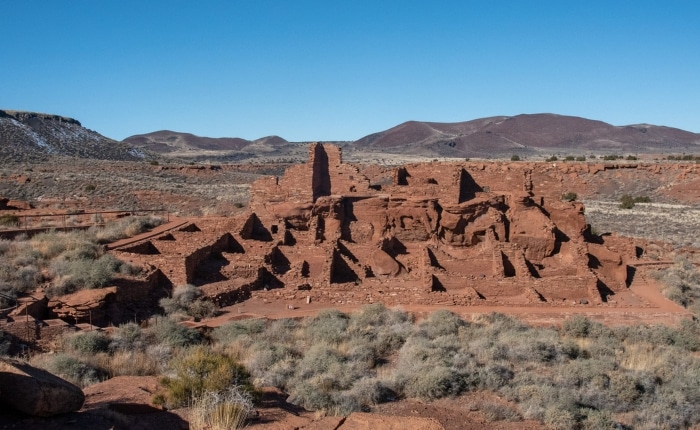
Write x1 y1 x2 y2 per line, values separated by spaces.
48 287 117 324
0 358 85 416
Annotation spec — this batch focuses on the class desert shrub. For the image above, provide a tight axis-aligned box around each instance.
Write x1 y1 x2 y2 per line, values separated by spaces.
477 401 522 422
564 155 575 161
212 318 266 344
109 322 146 352
157 346 252 409
65 330 110 355
345 377 392 408
30 232 93 257
0 239 11 254
33 353 105 388
347 304 412 358
575 156 586 161
187 299 218 320
160 284 218 320
561 192 577 202
245 342 300 387
655 257 700 312
619 194 651 209
48 253 122 296
304 309 349 345
580 409 615 430
511 155 521 161
561 315 595 338
546 156 558 162
0 214 20 227
620 194 636 209
403 365 466 399
93 215 164 244
544 407 577 430
286 380 334 412
626 155 638 160
145 316 202 348
189 386 254 430
416 309 465 338
104 350 162 377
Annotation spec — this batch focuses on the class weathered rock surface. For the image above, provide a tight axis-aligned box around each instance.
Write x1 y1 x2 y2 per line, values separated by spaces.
48 287 117 324
0 358 85 416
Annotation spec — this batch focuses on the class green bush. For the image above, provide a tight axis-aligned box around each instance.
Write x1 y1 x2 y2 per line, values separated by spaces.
546 156 558 162
619 194 651 209
561 192 577 202
0 214 20 227
511 155 521 161
156 346 252 409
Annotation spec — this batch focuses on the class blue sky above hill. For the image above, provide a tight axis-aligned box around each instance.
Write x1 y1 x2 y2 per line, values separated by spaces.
1 1 699 141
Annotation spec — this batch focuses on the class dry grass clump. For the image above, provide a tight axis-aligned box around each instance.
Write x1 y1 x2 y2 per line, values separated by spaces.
0 217 158 302
92 215 164 244
189 387 254 430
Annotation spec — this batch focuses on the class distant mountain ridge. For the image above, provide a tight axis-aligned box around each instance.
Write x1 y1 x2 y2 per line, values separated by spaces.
354 114 700 157
0 109 142 162
123 130 291 154
3 109 699 163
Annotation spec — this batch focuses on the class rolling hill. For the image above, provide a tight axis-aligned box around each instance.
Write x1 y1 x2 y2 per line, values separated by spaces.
0 110 143 162
353 114 700 157
123 130 292 155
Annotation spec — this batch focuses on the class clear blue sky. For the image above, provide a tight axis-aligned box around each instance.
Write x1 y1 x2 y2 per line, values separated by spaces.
2 1 699 141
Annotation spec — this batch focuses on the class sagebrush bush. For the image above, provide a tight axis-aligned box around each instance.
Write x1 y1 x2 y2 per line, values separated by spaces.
48 254 121 296
109 322 146 352
304 309 350 344
32 353 105 388
160 284 217 320
65 330 111 355
212 318 266 344
145 316 202 348
656 257 700 313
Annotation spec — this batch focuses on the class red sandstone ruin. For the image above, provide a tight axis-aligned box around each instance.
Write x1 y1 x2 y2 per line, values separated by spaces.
112 143 632 309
